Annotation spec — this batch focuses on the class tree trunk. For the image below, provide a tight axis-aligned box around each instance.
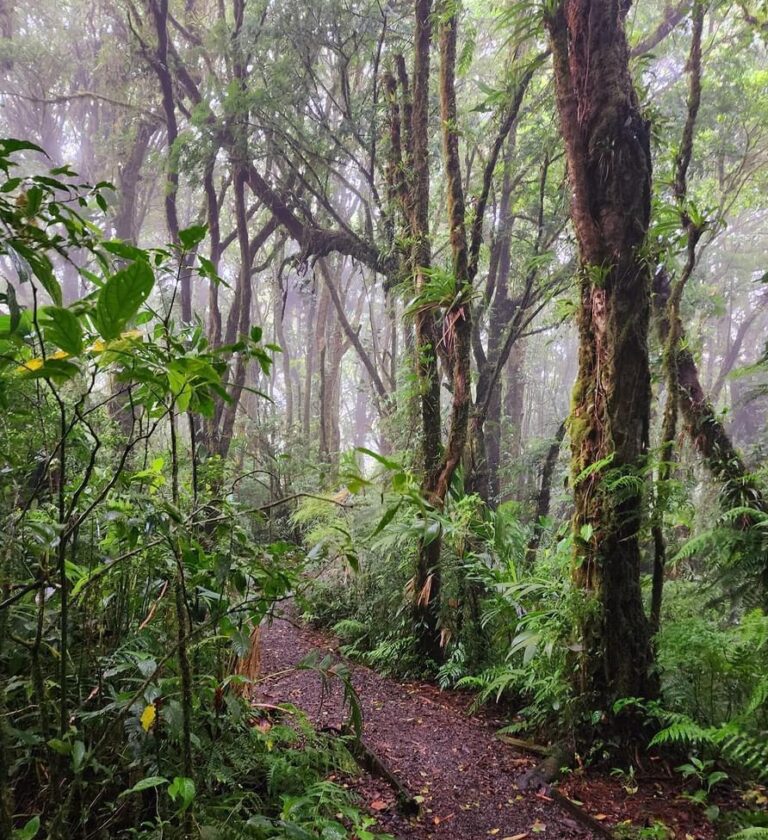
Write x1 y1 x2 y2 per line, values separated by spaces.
547 0 657 711
505 341 526 496
303 289 317 441
526 419 566 565
409 0 443 661
149 0 192 323
652 268 768 601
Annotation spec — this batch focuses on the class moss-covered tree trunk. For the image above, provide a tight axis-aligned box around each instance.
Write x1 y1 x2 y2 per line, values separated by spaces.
546 0 657 709
408 0 444 661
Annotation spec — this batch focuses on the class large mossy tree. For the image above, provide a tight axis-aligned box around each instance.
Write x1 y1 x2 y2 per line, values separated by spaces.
546 0 657 713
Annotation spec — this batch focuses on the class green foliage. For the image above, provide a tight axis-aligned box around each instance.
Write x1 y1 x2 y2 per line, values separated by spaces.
0 141 384 839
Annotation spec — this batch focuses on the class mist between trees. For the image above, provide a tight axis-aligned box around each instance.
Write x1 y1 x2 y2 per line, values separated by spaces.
1 0 768 838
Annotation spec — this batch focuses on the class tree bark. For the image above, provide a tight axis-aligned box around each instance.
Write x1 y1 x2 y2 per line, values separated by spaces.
408 0 443 661
526 420 566 564
547 0 657 710
651 2 704 634
653 268 768 524
149 0 193 323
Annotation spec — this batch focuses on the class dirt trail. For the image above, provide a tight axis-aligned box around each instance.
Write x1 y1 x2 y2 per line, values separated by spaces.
259 616 595 839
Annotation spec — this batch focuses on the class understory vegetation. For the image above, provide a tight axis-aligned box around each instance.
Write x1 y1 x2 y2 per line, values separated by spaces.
1 0 768 838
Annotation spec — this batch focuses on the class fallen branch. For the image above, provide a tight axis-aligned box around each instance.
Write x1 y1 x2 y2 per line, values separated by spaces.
323 726 420 816
548 787 615 840
515 742 614 839
496 734 550 756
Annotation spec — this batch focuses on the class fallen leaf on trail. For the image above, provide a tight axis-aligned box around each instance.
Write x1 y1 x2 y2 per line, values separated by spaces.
502 834 529 840
594 813 608 821
531 820 546 833
488 830 500 836
369 799 388 811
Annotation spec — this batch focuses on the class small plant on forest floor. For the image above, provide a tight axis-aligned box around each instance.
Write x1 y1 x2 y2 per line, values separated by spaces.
613 820 673 840
677 755 729 820
610 765 640 795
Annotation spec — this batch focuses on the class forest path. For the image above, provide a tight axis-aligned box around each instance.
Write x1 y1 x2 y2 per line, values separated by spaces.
259 616 595 839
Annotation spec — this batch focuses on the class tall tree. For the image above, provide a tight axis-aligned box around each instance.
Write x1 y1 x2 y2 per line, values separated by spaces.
546 0 657 711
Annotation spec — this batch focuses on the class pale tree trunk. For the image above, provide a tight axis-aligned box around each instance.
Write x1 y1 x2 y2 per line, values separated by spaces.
303 290 317 441
149 0 192 323
274 267 294 433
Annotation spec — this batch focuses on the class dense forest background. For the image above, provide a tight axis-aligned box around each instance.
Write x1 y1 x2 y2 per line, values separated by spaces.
1 0 768 837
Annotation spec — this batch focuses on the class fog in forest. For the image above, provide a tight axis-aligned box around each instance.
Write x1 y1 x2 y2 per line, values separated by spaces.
1 1 768 838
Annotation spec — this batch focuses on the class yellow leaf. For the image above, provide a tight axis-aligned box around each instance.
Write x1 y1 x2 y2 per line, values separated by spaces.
140 703 156 732
17 357 44 373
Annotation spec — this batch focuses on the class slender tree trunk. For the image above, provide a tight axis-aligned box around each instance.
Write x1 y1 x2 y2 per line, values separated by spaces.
526 419 566 564
409 0 443 661
505 341 526 495
113 121 156 244
653 267 768 598
216 2 253 459
303 290 317 441
149 0 192 323
274 265 294 433
651 2 704 634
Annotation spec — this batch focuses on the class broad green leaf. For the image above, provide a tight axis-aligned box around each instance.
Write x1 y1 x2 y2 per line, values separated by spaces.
198 255 229 288
119 776 169 797
0 176 22 192
0 138 46 156
102 240 147 262
47 737 71 755
178 224 207 250
176 382 192 413
72 740 86 772
24 186 44 217
371 501 401 538
5 281 20 334
7 241 61 306
168 776 196 812
422 519 442 546
93 260 154 340
356 447 401 471
167 367 186 396
13 815 40 840
40 307 83 355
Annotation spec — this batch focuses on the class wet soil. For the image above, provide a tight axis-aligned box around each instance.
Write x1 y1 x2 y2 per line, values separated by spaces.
258 616 720 839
